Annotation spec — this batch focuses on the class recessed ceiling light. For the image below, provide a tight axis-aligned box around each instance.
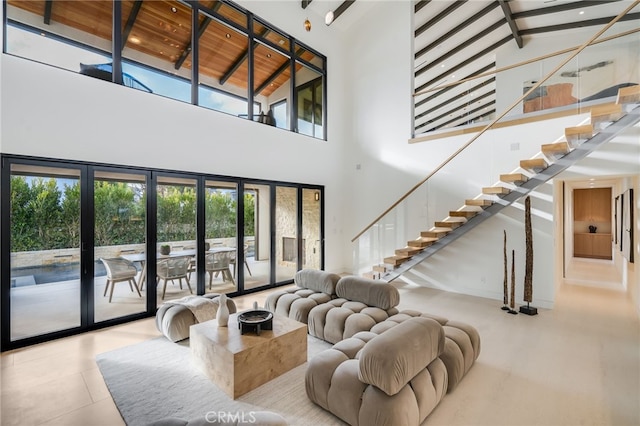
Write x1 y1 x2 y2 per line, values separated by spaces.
579 10 585 15
130 37 141 44
171 6 177 13
441 64 446 68
266 53 272 58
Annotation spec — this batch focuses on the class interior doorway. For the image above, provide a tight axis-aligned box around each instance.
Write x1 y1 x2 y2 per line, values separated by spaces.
560 178 624 290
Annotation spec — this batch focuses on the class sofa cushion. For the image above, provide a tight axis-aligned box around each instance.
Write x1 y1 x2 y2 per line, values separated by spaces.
335 276 400 310
156 294 236 342
358 317 444 396
294 269 341 295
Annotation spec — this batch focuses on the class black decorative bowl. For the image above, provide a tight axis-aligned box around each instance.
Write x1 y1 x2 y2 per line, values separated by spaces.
237 310 273 335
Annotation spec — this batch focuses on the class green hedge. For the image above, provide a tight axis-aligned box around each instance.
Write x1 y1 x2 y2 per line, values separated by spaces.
10 176 254 252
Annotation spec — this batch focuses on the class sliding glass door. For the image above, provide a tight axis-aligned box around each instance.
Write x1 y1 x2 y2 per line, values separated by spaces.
93 170 148 322
2 156 324 350
6 163 83 341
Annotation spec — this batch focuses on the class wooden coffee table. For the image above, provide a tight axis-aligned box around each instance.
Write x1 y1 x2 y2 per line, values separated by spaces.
190 312 307 399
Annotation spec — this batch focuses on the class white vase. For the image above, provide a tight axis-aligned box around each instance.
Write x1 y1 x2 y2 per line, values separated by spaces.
216 293 229 327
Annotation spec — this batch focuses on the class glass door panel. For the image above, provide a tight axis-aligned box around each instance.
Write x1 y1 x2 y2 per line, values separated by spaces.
8 164 82 341
302 189 322 270
93 170 147 322
275 186 298 282
205 180 238 294
156 176 197 302
244 183 270 290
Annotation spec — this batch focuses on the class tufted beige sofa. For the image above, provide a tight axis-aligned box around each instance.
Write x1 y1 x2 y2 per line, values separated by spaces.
367 309 480 393
306 317 448 426
307 276 400 344
264 269 341 324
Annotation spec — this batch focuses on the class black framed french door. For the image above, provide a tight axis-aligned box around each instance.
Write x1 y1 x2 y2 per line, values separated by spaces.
1 155 325 351
1 158 153 350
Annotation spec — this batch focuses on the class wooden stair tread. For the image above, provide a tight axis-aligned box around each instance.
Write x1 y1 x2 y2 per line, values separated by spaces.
520 158 548 172
372 264 387 273
500 173 529 185
435 220 463 229
465 198 493 207
383 255 411 266
407 237 438 248
541 142 570 160
616 84 640 105
421 229 450 238
450 210 478 218
362 272 379 279
565 124 594 143
396 247 423 256
590 103 624 123
482 186 510 195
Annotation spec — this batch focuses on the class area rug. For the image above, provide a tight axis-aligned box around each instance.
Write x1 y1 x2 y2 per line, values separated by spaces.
96 334 343 426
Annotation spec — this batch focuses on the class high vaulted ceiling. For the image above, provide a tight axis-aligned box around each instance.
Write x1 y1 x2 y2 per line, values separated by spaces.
411 0 640 136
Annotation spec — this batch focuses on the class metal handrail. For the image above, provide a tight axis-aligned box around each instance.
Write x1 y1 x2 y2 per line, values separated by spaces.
351 0 639 243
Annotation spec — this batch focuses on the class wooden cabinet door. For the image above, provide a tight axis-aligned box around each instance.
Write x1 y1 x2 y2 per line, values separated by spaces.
590 188 612 222
592 234 612 259
574 233 592 257
573 189 590 221
574 188 611 222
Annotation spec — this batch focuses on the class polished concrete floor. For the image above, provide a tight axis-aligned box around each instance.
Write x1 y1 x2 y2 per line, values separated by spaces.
1 260 638 426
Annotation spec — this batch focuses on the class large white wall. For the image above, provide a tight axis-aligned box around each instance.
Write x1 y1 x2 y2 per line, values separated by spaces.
340 1 639 310
2 1 639 312
0 1 352 274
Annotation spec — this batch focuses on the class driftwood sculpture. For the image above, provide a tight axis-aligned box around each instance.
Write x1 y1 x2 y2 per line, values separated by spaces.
502 230 509 311
520 196 538 315
509 249 517 314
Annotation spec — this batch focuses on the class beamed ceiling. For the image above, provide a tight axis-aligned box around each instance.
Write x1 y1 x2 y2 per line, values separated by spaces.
411 0 640 135
7 0 321 98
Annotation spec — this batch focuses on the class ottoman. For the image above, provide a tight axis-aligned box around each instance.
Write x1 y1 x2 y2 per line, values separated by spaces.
156 293 237 342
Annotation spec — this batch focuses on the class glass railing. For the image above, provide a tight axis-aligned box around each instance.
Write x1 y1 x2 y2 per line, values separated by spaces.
353 10 640 279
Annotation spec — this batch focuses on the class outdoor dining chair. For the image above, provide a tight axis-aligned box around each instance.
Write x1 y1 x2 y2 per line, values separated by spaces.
205 251 236 289
157 256 192 300
100 257 142 303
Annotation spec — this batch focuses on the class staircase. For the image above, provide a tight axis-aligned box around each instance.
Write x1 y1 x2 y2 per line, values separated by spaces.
366 85 640 283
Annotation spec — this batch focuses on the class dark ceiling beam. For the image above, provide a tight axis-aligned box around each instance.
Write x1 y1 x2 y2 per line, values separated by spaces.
520 13 640 36
122 0 143 49
498 0 523 48
415 35 511 93
415 0 467 38
43 0 53 25
415 0 432 14
512 1 621 19
301 0 313 9
255 47 304 94
328 0 356 25
415 79 495 119
415 62 495 109
175 2 222 70
415 18 505 77
415 1 499 61
220 28 270 85
416 89 496 129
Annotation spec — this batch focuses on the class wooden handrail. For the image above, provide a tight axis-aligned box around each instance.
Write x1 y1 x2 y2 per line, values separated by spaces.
413 27 640 98
352 0 639 243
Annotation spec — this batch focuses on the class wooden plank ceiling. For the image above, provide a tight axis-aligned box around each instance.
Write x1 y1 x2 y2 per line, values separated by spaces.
7 0 318 98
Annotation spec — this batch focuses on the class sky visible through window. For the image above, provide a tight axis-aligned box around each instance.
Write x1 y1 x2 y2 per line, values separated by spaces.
7 25 253 117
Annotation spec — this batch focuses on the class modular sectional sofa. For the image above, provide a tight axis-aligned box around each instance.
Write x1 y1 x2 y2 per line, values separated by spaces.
306 317 448 426
266 269 481 425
